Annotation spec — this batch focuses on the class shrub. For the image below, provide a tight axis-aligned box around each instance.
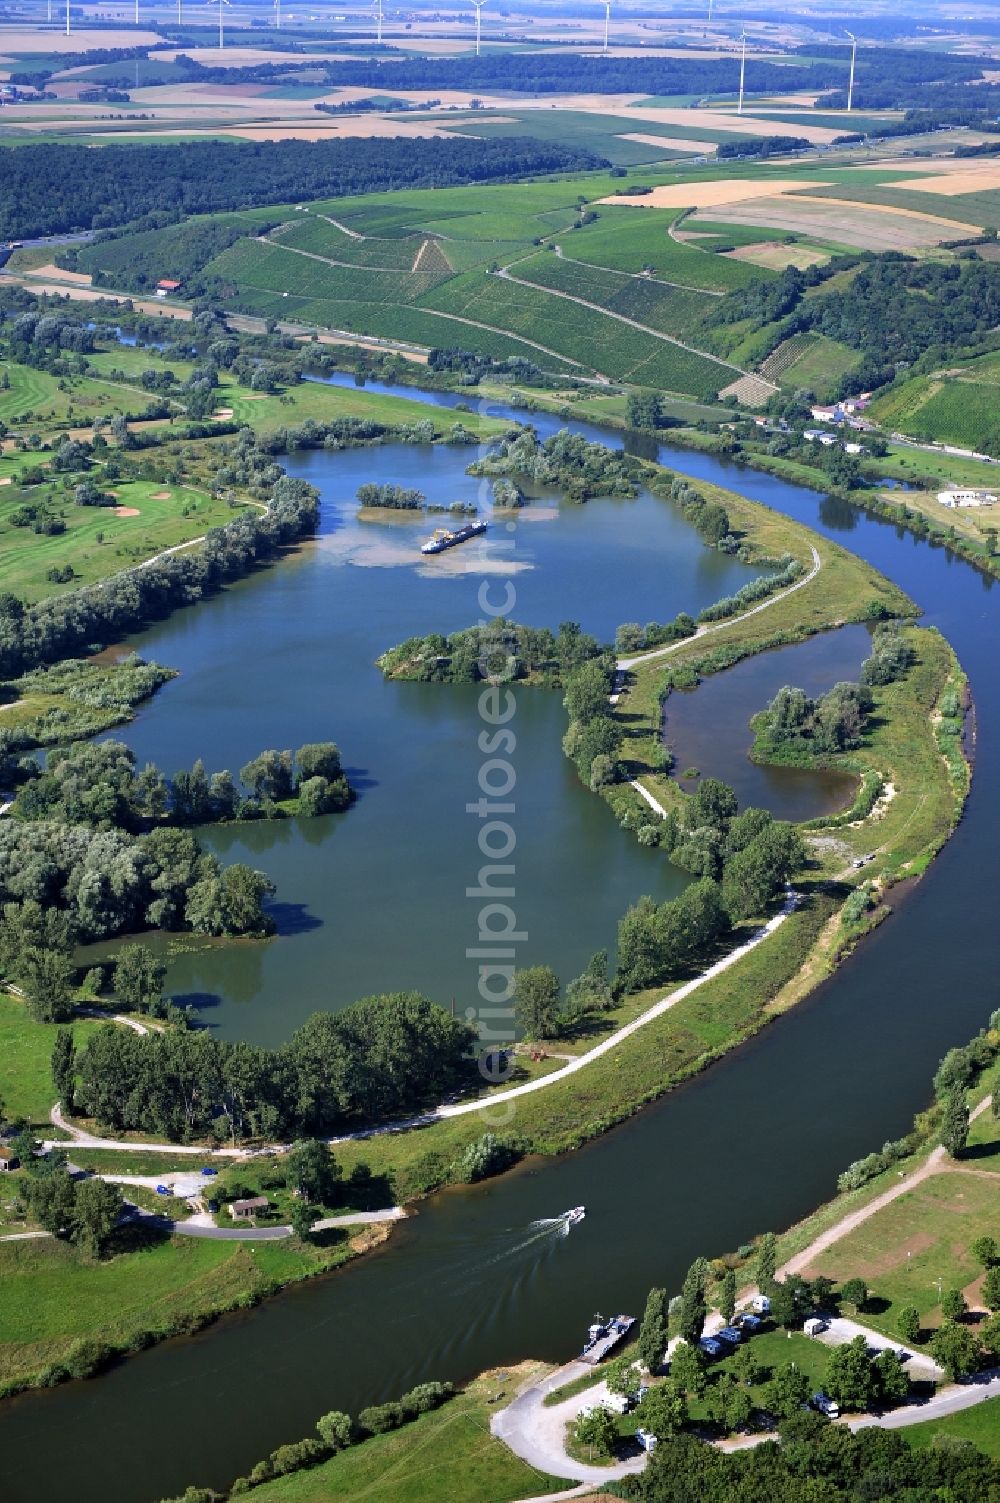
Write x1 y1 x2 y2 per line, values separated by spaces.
456 1132 524 1183
358 1401 404 1434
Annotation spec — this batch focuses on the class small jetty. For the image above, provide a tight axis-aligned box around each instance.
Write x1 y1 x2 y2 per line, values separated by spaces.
420 519 488 555
579 1313 635 1365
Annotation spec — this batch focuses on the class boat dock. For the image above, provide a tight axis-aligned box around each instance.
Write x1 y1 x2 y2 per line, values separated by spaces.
579 1313 635 1365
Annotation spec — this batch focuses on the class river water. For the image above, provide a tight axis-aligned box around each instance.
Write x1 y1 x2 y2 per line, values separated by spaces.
1 385 995 1502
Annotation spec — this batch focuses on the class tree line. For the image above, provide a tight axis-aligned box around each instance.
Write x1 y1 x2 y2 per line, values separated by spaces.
0 137 605 240
10 737 352 826
64 991 474 1141
467 427 641 502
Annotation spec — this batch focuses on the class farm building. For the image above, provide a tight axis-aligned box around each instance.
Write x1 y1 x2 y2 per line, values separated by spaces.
936 489 998 508
155 278 182 298
0 1145 21 1171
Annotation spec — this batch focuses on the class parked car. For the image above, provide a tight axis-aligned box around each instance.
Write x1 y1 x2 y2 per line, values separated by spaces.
201 1166 219 1177
155 1184 172 1196
751 1295 771 1315
635 1428 658 1454
812 1392 840 1418
803 1317 828 1336
699 1337 723 1358
716 1326 742 1346
735 1312 762 1332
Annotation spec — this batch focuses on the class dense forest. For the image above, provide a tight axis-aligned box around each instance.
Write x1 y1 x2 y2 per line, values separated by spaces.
0 137 604 240
613 1418 1000 1502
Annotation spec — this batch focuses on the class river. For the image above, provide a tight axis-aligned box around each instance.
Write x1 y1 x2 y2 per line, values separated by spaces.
0 383 993 1502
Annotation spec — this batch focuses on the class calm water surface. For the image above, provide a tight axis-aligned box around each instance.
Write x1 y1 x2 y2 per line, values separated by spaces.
1 390 996 1503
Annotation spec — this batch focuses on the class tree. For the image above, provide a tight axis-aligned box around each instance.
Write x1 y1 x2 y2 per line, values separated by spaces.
636 1379 687 1440
113 943 167 1015
21 947 74 1023
983 1266 1000 1313
24 1163 77 1235
940 1087 970 1156
677 1258 709 1345
289 1199 314 1242
971 1235 998 1268
315 1411 353 1452
733 1343 765 1387
51 1029 76 1113
826 1336 879 1412
941 1288 967 1323
286 1139 341 1207
720 1267 737 1324
840 1277 869 1314
873 1349 909 1408
636 1287 669 1372
296 743 343 784
71 1177 123 1258
512 965 561 1040
930 1322 982 1381
562 950 612 1024
705 1373 753 1434
762 1362 810 1419
756 1232 778 1290
669 1339 707 1398
897 1306 922 1346
605 1356 642 1400
574 1405 618 1458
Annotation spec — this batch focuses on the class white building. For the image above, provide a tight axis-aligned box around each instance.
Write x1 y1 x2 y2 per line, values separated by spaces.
936 489 998 508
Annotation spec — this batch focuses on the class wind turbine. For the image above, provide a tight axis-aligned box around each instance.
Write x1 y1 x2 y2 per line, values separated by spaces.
603 0 611 56
65 0 70 33
206 0 232 50
373 0 383 45
471 0 487 58
274 0 281 26
737 28 747 114
845 30 857 113
134 0 139 26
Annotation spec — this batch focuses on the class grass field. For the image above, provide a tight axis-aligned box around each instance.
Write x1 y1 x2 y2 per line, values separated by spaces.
905 1396 1000 1455
242 1365 572 1503
0 993 97 1127
0 475 238 603
0 1228 358 1393
803 1170 1000 1341
0 362 145 427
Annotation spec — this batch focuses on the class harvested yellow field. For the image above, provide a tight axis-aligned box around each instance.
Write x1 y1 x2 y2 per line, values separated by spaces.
618 131 719 152
25 263 92 285
692 195 982 249
200 120 463 141
893 165 1000 196
152 46 340 65
0 276 192 320
624 105 841 143
0 25 165 48
599 178 824 209
725 240 830 270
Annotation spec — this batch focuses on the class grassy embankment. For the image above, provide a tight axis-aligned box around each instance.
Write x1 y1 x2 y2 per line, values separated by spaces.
229 1365 572 1503
0 1228 365 1399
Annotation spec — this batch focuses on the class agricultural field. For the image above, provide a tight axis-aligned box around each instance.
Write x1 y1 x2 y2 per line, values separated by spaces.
511 251 721 336
869 376 1000 457
431 106 715 166
763 332 863 398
